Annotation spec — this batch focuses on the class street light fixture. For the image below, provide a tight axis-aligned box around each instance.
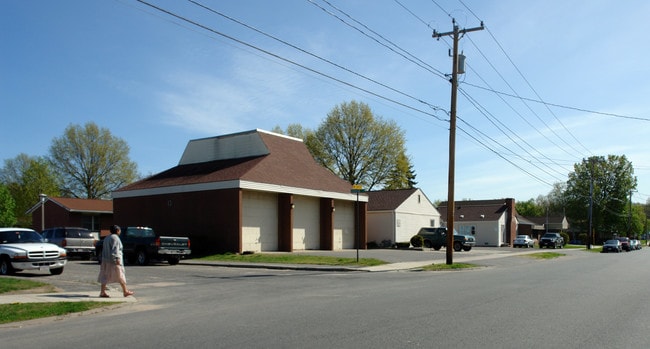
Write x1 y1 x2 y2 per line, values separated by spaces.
39 193 47 231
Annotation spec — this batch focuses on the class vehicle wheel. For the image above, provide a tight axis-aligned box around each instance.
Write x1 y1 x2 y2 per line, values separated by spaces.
50 267 64 275
136 250 149 266
433 245 442 251
0 257 15 275
423 240 432 249
453 242 462 252
168 257 180 265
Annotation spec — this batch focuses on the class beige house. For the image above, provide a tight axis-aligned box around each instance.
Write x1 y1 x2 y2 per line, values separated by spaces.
367 188 441 245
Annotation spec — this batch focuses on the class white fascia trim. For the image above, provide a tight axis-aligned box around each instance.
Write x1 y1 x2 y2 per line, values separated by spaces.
112 180 367 202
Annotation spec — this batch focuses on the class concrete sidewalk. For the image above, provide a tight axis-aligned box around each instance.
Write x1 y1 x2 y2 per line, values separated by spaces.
0 291 137 304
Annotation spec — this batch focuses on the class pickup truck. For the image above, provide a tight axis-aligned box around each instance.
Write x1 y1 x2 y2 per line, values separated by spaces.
410 227 475 251
96 226 191 265
0 227 67 275
539 232 564 249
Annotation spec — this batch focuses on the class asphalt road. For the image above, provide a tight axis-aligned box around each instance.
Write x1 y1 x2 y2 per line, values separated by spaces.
1 248 649 349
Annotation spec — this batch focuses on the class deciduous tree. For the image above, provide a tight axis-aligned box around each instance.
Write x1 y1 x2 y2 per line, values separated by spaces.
0 184 17 227
0 154 60 227
564 155 637 240
309 101 409 190
48 122 139 199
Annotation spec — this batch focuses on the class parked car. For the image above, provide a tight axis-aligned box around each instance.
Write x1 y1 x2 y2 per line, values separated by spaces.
0 227 67 275
410 227 475 251
513 235 534 248
629 239 640 250
539 233 564 249
601 239 622 253
617 237 631 252
41 227 97 259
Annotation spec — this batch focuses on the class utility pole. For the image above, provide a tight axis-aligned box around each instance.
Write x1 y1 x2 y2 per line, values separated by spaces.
433 19 483 265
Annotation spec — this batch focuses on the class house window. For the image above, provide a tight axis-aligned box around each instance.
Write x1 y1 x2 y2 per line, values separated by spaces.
396 219 401 227
81 215 101 232
430 219 436 227
418 195 421 203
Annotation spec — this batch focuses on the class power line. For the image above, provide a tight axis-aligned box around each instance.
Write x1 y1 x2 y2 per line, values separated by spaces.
135 0 448 124
187 0 448 121
307 0 448 80
463 82 650 122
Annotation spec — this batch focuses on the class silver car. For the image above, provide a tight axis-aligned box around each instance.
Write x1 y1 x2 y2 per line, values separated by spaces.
513 235 534 248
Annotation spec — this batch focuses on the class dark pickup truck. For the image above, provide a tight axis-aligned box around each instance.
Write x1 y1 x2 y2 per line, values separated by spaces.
410 227 475 251
96 226 191 265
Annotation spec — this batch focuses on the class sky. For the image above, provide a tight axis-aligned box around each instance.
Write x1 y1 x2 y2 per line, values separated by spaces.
2 0 650 204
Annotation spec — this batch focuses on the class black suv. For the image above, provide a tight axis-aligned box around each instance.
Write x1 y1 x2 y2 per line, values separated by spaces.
539 233 564 249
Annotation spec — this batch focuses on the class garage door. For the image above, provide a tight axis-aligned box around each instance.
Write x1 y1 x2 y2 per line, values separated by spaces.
242 191 278 252
292 196 320 250
334 200 355 249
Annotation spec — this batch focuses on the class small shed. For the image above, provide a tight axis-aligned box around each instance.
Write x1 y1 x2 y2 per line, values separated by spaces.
367 188 441 246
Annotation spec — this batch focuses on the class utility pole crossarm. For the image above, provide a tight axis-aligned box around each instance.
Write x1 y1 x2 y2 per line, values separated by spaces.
432 22 484 39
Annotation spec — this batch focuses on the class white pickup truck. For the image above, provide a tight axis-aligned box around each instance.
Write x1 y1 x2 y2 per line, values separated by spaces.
0 227 67 275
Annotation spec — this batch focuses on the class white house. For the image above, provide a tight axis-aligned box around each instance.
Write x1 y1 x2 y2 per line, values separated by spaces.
367 188 441 245
437 199 517 247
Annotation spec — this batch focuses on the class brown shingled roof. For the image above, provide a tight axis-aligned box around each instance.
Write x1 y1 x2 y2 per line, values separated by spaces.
437 199 509 221
50 197 113 213
367 188 418 211
116 130 352 194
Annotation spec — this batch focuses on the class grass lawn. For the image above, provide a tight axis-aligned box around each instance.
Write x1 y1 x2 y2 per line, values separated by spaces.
0 278 55 294
0 301 114 324
197 253 386 267
0 278 118 324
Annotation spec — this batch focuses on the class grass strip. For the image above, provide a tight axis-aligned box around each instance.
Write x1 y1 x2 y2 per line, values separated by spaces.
521 252 565 259
0 302 115 324
420 263 479 271
198 253 386 267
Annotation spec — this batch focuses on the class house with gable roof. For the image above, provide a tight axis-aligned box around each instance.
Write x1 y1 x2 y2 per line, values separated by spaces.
366 188 441 245
112 129 368 255
27 196 113 236
437 198 517 247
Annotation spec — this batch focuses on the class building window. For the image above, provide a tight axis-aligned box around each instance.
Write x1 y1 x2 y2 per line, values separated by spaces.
396 219 401 227
430 219 436 227
81 215 101 232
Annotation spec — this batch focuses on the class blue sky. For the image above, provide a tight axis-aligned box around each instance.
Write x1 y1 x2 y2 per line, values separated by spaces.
2 0 650 204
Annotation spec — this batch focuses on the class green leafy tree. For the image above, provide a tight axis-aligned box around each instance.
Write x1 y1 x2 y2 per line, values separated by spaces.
628 203 646 237
0 154 60 227
0 183 17 227
308 101 408 190
564 155 636 240
537 182 567 216
515 198 545 217
48 122 139 199
272 123 313 140
383 151 417 190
